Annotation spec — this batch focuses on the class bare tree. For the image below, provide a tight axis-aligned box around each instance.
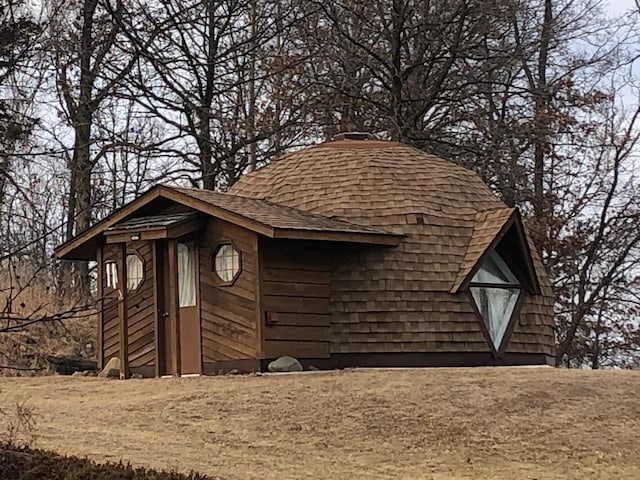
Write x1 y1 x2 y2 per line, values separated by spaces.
107 0 316 190
48 0 141 298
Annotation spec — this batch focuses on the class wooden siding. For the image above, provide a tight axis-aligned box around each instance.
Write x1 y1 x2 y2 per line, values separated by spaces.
126 241 155 368
261 239 330 359
199 218 259 362
229 140 555 359
101 244 120 364
329 237 555 357
100 241 156 369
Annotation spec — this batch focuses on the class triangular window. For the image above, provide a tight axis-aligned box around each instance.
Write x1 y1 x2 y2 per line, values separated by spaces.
470 250 521 351
471 251 518 285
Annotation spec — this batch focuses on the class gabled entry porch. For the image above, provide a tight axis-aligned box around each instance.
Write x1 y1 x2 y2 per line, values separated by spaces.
98 213 203 378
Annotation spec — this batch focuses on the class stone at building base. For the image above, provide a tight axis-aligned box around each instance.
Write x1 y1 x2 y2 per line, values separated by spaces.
98 357 121 379
268 356 303 372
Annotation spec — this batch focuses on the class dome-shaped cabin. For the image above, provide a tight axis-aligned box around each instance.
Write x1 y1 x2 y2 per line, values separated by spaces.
56 136 555 377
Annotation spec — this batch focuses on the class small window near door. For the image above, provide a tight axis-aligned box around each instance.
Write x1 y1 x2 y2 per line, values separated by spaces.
126 254 144 291
178 242 196 307
105 261 118 289
214 243 241 284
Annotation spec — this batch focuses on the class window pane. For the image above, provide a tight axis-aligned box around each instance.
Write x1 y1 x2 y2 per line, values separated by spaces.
105 262 118 289
470 287 520 349
178 242 196 307
214 244 240 282
472 250 519 284
126 254 144 291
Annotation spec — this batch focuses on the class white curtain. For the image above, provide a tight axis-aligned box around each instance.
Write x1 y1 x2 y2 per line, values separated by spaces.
470 287 519 349
105 261 118 289
178 242 196 307
126 254 143 291
215 244 239 281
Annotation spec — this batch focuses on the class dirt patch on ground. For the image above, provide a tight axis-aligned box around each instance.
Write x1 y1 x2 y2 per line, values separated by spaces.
0 367 638 479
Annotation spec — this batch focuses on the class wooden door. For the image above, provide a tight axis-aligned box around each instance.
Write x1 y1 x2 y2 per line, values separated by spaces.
177 241 201 375
155 240 177 377
155 240 201 376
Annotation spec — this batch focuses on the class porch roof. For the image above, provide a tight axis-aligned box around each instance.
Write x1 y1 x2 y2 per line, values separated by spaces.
105 211 197 232
55 185 403 261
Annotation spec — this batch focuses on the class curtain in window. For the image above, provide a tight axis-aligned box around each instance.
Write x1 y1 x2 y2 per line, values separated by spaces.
105 262 118 289
470 287 519 349
126 254 143 291
215 244 240 282
178 242 196 307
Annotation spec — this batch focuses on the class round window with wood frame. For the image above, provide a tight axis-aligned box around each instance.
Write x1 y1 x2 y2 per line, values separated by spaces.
213 243 241 284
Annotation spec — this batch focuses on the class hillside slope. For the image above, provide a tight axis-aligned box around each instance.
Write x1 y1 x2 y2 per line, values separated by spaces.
0 368 638 479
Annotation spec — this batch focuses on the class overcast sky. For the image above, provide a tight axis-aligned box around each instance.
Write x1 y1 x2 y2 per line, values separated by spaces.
607 0 637 13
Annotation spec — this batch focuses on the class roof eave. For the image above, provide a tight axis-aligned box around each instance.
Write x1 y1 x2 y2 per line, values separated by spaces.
272 228 404 245
158 187 276 238
54 186 164 260
55 185 404 261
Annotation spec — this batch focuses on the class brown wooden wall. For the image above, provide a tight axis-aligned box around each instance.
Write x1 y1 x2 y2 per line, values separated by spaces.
101 244 120 365
260 239 331 359
329 234 555 358
100 241 156 369
198 218 259 363
125 241 155 368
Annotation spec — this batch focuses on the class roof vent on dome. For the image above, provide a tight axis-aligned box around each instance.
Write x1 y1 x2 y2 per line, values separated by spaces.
332 132 377 141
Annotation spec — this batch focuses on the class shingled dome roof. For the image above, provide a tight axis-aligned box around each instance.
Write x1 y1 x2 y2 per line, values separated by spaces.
230 138 543 294
230 139 505 226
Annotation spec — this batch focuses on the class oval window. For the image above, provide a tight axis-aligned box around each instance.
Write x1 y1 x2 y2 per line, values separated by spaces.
126 254 144 291
214 244 240 283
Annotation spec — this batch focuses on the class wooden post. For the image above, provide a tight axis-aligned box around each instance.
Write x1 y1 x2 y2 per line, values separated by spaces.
255 235 264 359
194 241 202 374
152 241 160 378
118 243 129 379
167 238 181 376
96 246 104 370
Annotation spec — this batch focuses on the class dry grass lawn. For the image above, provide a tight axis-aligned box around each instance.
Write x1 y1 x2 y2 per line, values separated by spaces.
0 367 639 479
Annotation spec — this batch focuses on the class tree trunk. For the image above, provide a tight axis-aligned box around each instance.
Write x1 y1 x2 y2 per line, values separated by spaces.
64 0 99 302
532 0 553 219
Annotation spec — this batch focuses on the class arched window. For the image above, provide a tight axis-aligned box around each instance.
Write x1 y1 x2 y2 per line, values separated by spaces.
469 250 521 351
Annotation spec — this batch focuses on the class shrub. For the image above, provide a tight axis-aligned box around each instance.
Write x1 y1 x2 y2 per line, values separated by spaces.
0 446 211 480
0 261 96 376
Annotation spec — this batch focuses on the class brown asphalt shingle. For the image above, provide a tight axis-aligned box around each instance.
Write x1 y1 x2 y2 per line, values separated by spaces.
450 208 515 293
169 187 396 235
230 138 555 356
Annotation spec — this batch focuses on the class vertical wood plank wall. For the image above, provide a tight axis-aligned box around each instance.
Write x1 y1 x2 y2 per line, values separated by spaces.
96 246 104 370
260 238 330 359
199 218 259 363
